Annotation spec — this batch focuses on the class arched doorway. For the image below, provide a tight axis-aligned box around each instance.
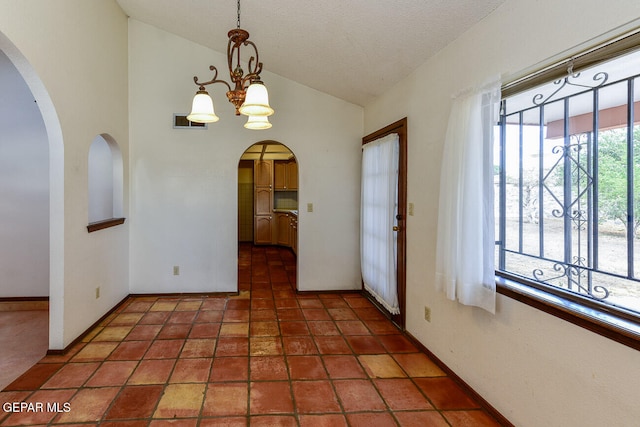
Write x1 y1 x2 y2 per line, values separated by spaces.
0 32 65 367
238 141 299 294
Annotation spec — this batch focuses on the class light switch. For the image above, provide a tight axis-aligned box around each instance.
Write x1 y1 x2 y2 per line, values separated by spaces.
307 203 313 212
408 202 414 216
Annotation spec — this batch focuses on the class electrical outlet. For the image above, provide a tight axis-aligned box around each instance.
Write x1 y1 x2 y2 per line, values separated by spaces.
424 306 431 322
173 266 180 276
307 203 313 212
408 202 414 216
95 287 100 299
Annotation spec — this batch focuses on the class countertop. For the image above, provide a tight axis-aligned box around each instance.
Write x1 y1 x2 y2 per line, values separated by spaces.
273 209 298 216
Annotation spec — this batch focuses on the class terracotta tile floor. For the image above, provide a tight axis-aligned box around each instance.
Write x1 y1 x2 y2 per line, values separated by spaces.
0 244 504 426
0 309 48 390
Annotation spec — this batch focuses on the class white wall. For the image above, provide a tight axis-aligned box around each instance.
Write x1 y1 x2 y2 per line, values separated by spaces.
128 20 363 294
0 0 130 348
364 0 640 426
0 50 49 297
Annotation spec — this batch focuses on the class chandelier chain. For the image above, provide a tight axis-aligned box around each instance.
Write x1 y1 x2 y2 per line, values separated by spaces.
237 0 241 29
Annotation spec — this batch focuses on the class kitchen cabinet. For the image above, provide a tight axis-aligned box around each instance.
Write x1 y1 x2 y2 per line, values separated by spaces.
287 161 298 189
274 160 298 190
255 187 272 215
254 215 273 245
254 160 273 187
253 158 298 249
254 160 273 245
276 212 290 245
290 213 298 255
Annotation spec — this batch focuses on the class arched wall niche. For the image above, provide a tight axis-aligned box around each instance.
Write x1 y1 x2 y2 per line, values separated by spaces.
88 133 124 223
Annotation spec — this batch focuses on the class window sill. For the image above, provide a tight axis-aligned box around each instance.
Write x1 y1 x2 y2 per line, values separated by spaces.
87 217 126 233
496 273 640 351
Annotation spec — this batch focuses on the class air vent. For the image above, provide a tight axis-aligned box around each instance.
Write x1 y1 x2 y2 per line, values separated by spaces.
173 114 207 129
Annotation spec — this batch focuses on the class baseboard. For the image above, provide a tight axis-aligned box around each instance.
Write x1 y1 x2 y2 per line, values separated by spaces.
295 289 362 295
46 292 238 355
0 297 49 312
46 295 130 356
404 331 514 427
128 291 239 298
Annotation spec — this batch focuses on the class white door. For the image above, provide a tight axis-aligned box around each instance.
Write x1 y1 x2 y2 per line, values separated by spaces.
360 133 400 314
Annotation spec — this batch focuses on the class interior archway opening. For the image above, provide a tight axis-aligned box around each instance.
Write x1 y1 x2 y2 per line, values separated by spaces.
0 33 64 387
238 141 299 296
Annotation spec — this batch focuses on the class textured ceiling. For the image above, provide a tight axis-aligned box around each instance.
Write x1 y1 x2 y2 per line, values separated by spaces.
116 0 505 106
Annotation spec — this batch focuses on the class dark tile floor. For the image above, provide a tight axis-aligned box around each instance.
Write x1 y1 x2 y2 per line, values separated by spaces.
0 244 503 426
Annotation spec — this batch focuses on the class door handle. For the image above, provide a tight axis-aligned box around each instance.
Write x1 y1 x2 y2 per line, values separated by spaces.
393 226 399 231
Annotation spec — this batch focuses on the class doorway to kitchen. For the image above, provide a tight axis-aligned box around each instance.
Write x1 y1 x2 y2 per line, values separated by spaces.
238 141 299 294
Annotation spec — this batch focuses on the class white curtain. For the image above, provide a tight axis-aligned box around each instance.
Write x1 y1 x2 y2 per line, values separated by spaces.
361 133 400 314
435 81 501 314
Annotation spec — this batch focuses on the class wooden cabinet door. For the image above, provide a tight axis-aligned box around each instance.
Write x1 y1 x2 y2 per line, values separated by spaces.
255 215 272 245
253 159 274 245
274 161 287 190
274 160 297 190
290 215 298 255
276 213 290 245
255 188 272 215
254 160 273 187
286 161 298 189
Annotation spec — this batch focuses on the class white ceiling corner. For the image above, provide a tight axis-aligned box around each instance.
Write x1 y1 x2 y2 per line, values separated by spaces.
116 0 506 106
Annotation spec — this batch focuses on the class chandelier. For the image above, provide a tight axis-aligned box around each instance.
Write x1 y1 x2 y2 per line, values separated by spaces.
187 0 274 130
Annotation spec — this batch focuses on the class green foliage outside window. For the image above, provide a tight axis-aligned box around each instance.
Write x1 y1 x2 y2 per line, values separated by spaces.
597 126 640 238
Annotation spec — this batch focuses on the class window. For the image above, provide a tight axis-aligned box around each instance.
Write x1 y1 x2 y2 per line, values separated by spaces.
495 32 640 347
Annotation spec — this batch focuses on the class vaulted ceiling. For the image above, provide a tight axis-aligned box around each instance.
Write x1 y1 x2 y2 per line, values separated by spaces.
116 0 505 106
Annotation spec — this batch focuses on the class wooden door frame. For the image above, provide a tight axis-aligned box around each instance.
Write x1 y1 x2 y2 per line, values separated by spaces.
362 118 407 329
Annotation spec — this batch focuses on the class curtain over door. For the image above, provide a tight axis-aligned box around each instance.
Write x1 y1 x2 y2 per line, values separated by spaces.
361 133 400 314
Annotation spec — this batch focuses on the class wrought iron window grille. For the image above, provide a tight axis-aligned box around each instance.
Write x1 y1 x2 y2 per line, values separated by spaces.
497 56 640 319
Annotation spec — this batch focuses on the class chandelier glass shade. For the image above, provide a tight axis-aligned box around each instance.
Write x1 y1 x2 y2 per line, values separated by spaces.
187 90 219 123
187 1 274 128
244 114 272 130
239 80 274 116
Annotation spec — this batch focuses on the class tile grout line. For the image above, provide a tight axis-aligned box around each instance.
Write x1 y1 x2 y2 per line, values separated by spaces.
0 244 504 426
